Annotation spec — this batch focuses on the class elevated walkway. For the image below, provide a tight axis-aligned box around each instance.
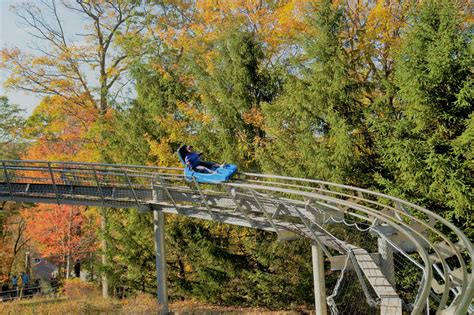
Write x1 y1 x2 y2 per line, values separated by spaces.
0 160 472 314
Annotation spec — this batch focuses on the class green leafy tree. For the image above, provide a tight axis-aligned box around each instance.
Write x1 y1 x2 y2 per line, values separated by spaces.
99 209 156 295
0 96 29 283
166 217 314 307
373 0 473 233
258 0 369 185
190 30 281 170
0 96 26 159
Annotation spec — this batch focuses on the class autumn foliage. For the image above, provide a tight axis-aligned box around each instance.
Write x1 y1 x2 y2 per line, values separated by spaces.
0 203 28 283
22 96 100 162
0 0 472 310
21 204 97 272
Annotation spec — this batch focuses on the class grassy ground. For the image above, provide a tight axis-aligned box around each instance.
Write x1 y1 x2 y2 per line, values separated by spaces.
0 279 312 314
0 296 311 314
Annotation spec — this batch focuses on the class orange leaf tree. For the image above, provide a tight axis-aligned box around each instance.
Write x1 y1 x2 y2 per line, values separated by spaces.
21 204 97 279
22 95 100 162
1 1 147 294
0 202 29 283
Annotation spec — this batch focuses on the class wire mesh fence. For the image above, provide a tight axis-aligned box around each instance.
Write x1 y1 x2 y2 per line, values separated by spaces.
326 267 379 315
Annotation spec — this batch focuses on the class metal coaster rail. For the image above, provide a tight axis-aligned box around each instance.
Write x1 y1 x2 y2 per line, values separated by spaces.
0 160 472 315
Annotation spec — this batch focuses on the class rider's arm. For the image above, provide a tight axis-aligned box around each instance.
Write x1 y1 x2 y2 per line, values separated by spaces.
185 153 195 168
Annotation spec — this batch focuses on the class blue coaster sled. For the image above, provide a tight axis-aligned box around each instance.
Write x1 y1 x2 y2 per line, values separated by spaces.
177 145 238 183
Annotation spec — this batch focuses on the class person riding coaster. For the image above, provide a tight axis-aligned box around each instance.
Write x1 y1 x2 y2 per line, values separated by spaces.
177 144 238 183
184 145 222 173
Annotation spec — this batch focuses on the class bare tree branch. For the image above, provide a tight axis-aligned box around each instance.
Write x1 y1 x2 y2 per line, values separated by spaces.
5 0 145 113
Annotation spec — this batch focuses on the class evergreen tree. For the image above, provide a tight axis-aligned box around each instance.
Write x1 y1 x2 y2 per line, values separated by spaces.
0 96 26 159
166 217 314 307
373 0 473 234
102 209 157 295
190 30 281 170
258 0 370 185
104 51 194 166
102 0 474 307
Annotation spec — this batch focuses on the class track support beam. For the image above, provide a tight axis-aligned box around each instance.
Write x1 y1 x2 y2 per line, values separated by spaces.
153 187 168 314
312 243 328 315
378 238 396 286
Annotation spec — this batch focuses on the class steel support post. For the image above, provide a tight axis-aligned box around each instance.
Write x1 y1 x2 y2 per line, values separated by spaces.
47 162 60 204
153 187 168 314
100 208 109 298
378 238 395 286
2 162 13 200
312 243 328 315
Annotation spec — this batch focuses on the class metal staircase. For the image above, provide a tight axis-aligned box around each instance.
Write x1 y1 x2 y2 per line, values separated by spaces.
1 160 472 314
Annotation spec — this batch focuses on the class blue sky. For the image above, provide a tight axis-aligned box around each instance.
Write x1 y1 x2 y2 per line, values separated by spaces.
0 0 83 116
1 0 136 117
0 0 41 116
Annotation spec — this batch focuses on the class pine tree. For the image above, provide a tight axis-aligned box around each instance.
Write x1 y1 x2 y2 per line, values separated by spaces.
190 30 281 170
374 0 473 233
0 96 26 159
100 209 156 295
258 0 369 185
104 52 193 166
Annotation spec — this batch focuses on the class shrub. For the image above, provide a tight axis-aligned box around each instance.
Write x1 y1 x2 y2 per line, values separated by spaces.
61 278 100 299
121 292 161 314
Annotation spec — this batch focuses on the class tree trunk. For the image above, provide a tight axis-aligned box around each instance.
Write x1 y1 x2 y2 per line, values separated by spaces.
66 207 73 279
66 254 70 280
89 252 94 282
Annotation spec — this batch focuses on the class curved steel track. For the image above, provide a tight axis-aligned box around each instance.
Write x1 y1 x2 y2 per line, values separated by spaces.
0 160 472 314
